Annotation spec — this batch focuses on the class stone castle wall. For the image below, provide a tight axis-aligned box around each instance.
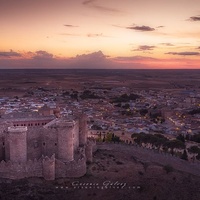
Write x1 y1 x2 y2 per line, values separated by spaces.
0 159 43 179
57 127 74 161
73 120 79 150
85 137 96 162
79 114 88 146
0 155 87 180
55 157 86 178
42 154 55 180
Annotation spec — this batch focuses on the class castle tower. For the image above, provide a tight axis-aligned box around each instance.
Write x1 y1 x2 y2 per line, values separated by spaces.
42 154 55 180
57 120 74 161
79 113 88 146
8 126 27 163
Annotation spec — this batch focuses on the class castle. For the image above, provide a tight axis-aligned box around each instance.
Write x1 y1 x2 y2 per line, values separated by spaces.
0 109 95 180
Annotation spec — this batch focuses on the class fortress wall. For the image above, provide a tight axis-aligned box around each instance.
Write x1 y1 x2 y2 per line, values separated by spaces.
0 123 11 161
0 136 5 161
88 137 97 153
0 159 43 179
85 144 93 163
85 138 97 162
0 125 6 161
26 159 43 177
42 154 55 180
57 127 73 161
42 128 58 158
79 114 88 146
5 133 10 161
55 157 86 178
27 128 42 160
73 120 79 151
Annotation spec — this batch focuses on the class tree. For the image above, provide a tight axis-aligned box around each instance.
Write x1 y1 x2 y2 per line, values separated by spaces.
140 109 148 116
70 93 78 99
164 139 185 150
105 133 113 142
113 135 120 143
185 134 190 141
181 149 188 160
176 134 185 143
111 93 140 103
188 146 200 154
122 103 130 109
190 133 200 143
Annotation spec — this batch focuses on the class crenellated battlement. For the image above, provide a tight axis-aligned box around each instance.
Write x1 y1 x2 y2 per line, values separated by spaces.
0 157 43 179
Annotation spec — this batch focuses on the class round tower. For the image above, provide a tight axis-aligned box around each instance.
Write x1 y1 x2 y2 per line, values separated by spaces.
57 120 74 161
79 113 88 146
8 126 27 163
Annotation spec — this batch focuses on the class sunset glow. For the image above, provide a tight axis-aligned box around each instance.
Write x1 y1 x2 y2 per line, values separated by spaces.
1 0 200 69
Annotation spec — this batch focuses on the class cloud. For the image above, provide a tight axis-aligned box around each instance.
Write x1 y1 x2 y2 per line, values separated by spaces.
2 50 200 69
60 32 110 38
64 24 78 28
166 52 200 56
157 26 165 28
63 50 131 69
112 24 124 28
114 56 157 61
82 0 95 5
126 25 155 31
82 0 120 13
60 33 81 36
87 33 103 37
160 43 174 46
32 51 54 59
0 50 139 69
75 51 106 58
92 5 120 13
0 50 21 58
133 45 156 51
86 33 111 38
188 16 200 21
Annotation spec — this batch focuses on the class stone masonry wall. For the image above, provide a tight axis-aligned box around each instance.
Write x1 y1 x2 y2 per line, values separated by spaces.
55 157 86 178
0 159 43 179
42 154 55 180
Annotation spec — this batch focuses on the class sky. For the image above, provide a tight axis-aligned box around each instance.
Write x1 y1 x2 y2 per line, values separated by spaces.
1 0 200 69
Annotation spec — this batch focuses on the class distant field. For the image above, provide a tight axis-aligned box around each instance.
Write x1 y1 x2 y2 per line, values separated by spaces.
0 69 200 97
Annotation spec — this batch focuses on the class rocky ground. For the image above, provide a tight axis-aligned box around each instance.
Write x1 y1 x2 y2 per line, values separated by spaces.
0 143 200 200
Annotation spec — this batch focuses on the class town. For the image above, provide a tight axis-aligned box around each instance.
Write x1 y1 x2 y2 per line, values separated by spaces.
0 69 200 164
